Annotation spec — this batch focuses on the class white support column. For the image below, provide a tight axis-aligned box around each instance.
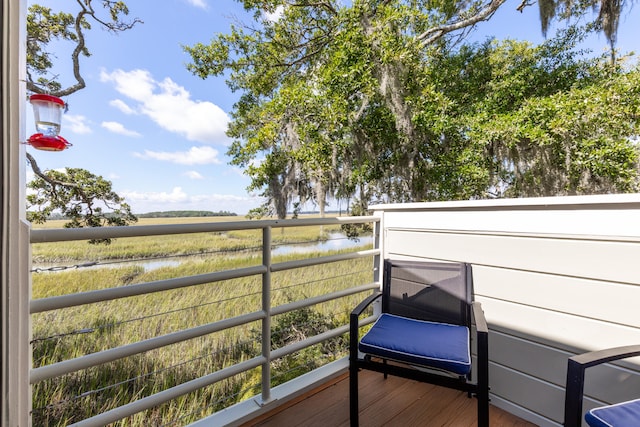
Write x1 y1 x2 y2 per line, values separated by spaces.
2 0 30 426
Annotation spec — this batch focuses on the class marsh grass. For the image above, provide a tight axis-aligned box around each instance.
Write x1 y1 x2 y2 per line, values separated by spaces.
31 217 374 426
31 216 344 263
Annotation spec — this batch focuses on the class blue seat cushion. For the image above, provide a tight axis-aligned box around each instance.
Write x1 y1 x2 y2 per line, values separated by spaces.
358 313 471 375
585 398 640 427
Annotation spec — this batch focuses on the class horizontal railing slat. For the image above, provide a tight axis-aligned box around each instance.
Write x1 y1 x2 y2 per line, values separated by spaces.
70 356 267 427
271 282 379 316
31 310 265 384
30 265 268 314
270 314 377 360
271 248 379 272
30 216 379 243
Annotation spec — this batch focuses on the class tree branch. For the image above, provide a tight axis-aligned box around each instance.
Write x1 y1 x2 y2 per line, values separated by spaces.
26 152 86 196
416 0 508 47
83 0 143 32
517 0 535 12
27 0 142 96
54 1 89 97
287 0 337 16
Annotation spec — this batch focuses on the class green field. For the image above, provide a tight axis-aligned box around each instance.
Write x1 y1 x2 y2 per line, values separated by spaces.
31 217 375 426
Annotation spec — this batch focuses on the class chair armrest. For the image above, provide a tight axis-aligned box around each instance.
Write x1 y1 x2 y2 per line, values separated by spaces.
570 345 640 369
471 301 489 393
349 291 381 360
472 301 488 334
564 345 640 427
351 291 382 319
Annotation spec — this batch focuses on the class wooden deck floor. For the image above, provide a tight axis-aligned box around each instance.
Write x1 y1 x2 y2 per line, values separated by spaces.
243 370 536 427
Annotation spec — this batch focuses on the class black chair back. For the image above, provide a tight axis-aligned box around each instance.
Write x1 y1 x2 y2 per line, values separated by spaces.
382 259 472 326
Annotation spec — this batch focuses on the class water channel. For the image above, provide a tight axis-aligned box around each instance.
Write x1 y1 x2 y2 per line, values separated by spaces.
32 232 374 273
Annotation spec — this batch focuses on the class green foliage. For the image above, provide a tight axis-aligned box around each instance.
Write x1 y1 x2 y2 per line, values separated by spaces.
458 37 640 196
26 5 80 93
27 1 141 94
251 304 349 385
27 167 137 244
270 306 342 352
186 2 640 213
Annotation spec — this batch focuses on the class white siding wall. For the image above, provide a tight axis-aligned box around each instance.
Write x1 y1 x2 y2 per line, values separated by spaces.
372 195 640 427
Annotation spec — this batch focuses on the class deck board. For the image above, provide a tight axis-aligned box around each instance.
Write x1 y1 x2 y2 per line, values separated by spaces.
243 370 536 427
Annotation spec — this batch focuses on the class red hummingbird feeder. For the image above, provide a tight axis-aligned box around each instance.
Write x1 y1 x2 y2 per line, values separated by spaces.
27 94 71 151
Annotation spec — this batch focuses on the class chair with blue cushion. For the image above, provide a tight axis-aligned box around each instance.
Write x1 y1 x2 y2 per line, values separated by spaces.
349 259 489 427
564 345 640 426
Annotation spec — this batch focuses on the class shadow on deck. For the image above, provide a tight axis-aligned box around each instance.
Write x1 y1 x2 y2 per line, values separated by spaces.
243 369 536 426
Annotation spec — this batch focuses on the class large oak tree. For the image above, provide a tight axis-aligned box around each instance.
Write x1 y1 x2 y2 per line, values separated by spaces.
186 0 639 217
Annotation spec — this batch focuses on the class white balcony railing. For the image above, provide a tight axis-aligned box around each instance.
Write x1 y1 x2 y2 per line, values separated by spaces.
29 216 380 426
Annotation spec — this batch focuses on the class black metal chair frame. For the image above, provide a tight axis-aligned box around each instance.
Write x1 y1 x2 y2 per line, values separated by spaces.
349 260 489 427
564 344 640 427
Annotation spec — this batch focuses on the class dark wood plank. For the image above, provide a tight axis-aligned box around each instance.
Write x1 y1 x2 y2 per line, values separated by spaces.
243 370 537 427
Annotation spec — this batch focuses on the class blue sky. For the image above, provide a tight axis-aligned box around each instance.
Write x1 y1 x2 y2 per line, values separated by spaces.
26 1 639 215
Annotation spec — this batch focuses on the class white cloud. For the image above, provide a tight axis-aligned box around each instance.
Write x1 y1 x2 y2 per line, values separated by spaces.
101 69 154 100
263 5 284 22
100 68 230 144
121 187 263 215
102 121 142 137
109 99 136 115
185 0 208 9
184 171 204 180
123 187 189 204
133 146 221 165
64 114 92 134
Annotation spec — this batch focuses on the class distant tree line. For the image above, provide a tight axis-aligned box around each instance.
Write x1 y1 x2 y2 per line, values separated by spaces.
138 211 238 218
42 210 238 221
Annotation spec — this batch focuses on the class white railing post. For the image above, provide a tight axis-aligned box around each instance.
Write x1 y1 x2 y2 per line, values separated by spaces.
373 211 383 316
2 0 31 426
261 226 272 404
